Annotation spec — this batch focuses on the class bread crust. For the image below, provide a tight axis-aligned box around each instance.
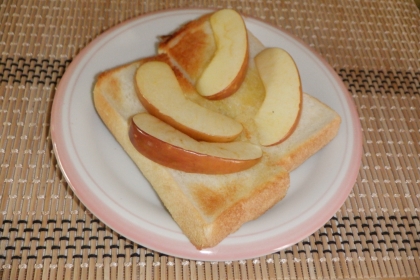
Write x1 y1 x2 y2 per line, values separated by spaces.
158 13 214 82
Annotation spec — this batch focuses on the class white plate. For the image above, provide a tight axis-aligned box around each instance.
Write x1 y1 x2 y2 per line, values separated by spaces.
51 9 362 261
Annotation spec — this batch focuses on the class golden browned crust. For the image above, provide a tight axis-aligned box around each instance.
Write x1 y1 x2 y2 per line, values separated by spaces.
158 13 215 82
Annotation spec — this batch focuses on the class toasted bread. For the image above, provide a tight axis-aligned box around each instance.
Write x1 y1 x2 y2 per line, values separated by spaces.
93 11 341 249
158 12 341 172
93 57 290 248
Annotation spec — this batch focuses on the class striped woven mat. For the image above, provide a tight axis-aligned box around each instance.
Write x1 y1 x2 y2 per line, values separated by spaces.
1 0 419 279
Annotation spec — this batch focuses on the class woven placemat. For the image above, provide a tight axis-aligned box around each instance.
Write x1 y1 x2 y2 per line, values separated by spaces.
1 0 420 279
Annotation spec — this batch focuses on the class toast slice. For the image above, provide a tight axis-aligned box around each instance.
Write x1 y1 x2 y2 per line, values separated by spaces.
93 54 290 249
93 12 341 249
158 13 341 172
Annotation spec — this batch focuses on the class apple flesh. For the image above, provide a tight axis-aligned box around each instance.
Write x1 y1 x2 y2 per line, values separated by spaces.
195 9 249 100
129 113 263 174
135 60 243 142
254 47 302 146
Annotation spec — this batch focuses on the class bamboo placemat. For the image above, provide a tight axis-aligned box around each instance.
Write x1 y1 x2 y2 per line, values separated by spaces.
1 0 419 279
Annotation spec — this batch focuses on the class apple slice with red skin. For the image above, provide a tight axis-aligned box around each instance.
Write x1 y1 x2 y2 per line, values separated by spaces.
254 47 303 146
135 60 243 143
195 9 249 100
129 113 262 174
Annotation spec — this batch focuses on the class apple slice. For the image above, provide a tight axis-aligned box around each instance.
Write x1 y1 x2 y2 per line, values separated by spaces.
135 60 243 142
130 113 262 174
254 48 303 146
195 9 249 100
